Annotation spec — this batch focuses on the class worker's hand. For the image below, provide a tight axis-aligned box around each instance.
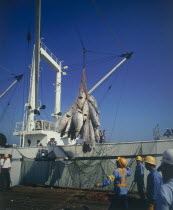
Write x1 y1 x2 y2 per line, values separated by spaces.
94 183 100 188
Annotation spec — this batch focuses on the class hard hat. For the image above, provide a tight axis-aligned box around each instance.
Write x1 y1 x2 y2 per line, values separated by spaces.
117 157 127 168
136 156 142 161
4 153 9 158
161 149 173 165
144 156 156 165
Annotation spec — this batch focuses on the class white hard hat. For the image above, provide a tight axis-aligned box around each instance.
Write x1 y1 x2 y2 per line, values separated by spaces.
161 149 173 165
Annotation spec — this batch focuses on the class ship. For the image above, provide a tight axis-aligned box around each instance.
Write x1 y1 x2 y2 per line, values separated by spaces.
1 0 133 150
0 0 173 189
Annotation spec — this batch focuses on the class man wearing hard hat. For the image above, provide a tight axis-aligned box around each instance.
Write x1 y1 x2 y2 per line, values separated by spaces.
0 153 11 191
144 156 162 210
134 156 145 200
94 157 131 209
156 149 173 210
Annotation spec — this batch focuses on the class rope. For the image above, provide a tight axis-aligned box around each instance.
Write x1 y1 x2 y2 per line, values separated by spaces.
0 64 16 76
91 0 127 52
106 67 128 143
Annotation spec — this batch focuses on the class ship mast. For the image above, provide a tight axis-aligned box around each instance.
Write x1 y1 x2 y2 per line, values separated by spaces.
34 0 41 109
26 0 67 132
26 0 41 131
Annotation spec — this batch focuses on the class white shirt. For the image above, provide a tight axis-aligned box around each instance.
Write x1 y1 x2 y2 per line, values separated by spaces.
156 178 173 210
0 158 11 168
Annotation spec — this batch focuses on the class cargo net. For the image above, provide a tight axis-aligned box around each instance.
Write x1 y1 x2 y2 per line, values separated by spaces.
20 142 152 192
55 68 100 152
21 157 139 191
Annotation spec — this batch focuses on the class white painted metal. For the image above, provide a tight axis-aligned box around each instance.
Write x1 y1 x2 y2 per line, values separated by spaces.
40 45 61 72
0 79 19 99
34 0 41 109
54 61 62 120
26 48 37 132
40 45 63 121
89 57 127 94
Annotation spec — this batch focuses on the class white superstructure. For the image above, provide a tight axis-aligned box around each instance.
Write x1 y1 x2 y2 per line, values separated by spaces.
13 0 132 148
13 0 73 147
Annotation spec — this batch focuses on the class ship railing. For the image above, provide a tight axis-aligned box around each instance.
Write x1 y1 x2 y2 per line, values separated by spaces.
14 120 56 132
41 42 60 65
14 122 23 132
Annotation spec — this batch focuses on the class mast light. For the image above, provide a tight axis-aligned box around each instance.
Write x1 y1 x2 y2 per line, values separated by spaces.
62 66 68 69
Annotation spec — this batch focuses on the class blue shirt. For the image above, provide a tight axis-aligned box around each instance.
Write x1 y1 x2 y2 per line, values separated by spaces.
134 162 145 182
147 168 163 203
100 168 131 195
156 178 173 210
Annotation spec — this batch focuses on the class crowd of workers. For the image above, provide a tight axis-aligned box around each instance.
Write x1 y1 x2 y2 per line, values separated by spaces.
94 149 173 210
1 148 173 209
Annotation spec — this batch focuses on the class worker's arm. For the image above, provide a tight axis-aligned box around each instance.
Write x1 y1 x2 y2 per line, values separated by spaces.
126 167 132 177
94 170 118 188
7 158 11 171
155 185 170 210
0 160 2 174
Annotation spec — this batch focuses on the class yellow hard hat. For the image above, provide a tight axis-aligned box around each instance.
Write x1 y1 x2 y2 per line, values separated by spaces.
117 157 127 168
144 156 156 165
136 156 142 161
4 153 9 158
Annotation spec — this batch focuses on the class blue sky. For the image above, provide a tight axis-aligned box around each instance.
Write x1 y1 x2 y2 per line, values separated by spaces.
0 0 173 144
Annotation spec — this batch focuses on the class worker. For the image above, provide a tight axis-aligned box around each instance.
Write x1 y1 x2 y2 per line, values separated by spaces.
27 139 31 147
156 149 173 210
163 128 172 138
144 156 162 210
103 130 106 143
94 157 131 209
99 129 103 143
134 156 145 199
48 138 57 146
36 140 43 147
0 153 11 191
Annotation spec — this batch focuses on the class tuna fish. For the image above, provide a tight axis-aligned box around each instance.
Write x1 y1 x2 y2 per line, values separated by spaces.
94 128 100 142
55 108 73 133
82 119 90 144
88 94 99 114
65 117 72 134
82 101 89 121
72 109 84 138
89 120 96 149
56 69 102 152
88 102 100 128
77 90 86 110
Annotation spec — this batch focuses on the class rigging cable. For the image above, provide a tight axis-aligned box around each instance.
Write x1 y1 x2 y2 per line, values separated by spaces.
97 65 123 107
91 0 127 52
0 81 20 122
0 28 32 142
107 67 129 143
0 64 16 76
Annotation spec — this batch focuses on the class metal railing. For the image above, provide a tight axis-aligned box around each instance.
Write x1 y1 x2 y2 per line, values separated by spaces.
41 42 60 64
14 120 56 132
